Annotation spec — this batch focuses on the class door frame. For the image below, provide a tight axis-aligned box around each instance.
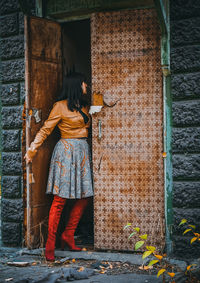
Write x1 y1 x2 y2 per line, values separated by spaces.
35 0 172 254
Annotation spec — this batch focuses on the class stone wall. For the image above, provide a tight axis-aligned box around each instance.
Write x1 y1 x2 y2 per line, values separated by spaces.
0 0 35 246
171 0 200 258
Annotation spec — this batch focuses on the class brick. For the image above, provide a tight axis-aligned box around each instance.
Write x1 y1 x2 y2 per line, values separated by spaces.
2 130 21 151
1 59 25 83
172 101 200 127
1 176 21 198
2 222 21 245
170 0 200 21
0 13 18 37
0 0 20 15
171 72 200 100
2 198 23 222
1 83 20 105
20 82 25 104
2 152 22 175
173 236 200 258
173 154 200 180
171 45 200 73
173 181 200 208
0 35 24 60
171 18 200 47
172 127 200 153
1 106 23 129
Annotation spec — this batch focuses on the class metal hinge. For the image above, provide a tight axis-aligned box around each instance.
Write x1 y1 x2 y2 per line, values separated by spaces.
26 108 42 127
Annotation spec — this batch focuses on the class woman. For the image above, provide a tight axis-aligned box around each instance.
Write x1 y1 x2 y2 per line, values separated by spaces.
25 72 93 262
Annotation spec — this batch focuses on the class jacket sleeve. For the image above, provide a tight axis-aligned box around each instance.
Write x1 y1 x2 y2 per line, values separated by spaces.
27 102 61 158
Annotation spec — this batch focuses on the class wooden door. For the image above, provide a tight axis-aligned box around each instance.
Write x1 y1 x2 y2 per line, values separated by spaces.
91 9 165 251
24 16 62 248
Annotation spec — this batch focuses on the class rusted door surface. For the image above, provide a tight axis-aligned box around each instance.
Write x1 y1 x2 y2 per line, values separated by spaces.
91 9 164 251
24 16 62 248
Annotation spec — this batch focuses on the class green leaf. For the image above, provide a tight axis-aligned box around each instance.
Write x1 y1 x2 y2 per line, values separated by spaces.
128 232 137 239
135 241 144 251
179 219 187 226
123 223 132 230
183 229 192 235
139 234 148 240
188 224 196 229
148 260 159 266
157 269 166 277
142 250 153 259
146 246 156 252
133 227 140 233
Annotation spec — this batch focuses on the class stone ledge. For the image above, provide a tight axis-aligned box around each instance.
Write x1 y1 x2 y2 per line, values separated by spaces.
171 72 200 100
173 154 200 180
172 100 200 126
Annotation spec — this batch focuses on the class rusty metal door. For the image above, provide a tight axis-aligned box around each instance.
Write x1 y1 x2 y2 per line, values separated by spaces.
91 9 165 251
24 16 62 248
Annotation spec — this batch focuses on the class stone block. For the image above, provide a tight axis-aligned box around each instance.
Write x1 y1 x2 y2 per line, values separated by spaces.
173 236 200 259
2 222 21 245
20 82 25 104
171 72 200 100
173 208 200 235
173 154 200 180
1 59 25 83
19 12 24 34
2 152 22 175
1 83 20 105
173 181 200 208
172 127 200 153
2 130 21 151
0 13 18 37
171 18 200 46
1 198 23 222
170 0 200 21
172 101 200 126
1 106 23 129
0 35 24 60
171 45 200 73
0 0 20 15
1 176 21 198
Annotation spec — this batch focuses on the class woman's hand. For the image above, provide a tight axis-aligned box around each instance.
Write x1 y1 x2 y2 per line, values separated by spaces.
24 148 37 164
24 152 32 163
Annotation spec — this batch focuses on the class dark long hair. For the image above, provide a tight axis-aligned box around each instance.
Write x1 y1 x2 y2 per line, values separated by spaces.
57 72 89 123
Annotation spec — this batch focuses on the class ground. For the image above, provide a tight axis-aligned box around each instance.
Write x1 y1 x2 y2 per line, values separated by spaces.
0 247 199 283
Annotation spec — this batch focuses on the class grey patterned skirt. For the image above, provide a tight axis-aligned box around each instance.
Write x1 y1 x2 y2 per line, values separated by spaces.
46 138 93 199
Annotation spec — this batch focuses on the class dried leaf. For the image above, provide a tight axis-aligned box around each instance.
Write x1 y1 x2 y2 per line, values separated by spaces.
139 234 148 240
162 152 167 157
167 272 175 278
31 262 37 266
179 219 187 226
154 254 163 260
191 237 198 244
183 229 192 235
78 267 85 272
135 241 144 250
148 260 159 266
194 233 200 237
142 251 153 259
100 270 106 274
157 269 166 277
82 248 87 251
72 259 76 263
139 265 152 270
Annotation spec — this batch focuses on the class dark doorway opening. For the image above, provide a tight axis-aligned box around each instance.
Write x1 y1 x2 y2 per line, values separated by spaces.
56 19 94 248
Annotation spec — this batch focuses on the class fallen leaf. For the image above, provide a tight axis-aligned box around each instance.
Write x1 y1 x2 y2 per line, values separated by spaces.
139 265 153 270
82 248 87 251
100 270 106 274
78 267 85 272
168 272 175 278
72 259 76 263
31 262 37 266
154 255 163 260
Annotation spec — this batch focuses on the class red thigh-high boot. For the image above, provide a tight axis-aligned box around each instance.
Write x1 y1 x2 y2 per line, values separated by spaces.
61 198 89 251
45 195 66 261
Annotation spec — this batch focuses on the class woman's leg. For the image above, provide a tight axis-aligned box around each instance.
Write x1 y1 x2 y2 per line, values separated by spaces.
45 195 66 261
61 198 89 251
